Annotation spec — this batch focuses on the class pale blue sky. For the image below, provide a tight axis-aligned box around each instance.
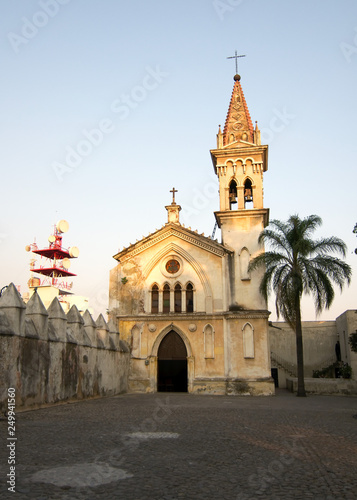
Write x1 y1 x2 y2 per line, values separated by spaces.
1 0 356 319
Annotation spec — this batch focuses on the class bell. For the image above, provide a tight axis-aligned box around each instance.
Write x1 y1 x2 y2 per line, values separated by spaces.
244 189 252 202
229 194 237 204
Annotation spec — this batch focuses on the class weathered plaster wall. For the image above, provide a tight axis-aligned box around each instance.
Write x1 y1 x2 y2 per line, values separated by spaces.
0 284 130 412
336 310 357 380
269 319 351 388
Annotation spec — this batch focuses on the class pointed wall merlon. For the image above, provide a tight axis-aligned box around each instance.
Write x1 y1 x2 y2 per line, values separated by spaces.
48 298 67 342
0 310 13 336
108 317 120 349
0 284 118 351
0 283 26 336
83 309 98 346
96 314 111 349
25 318 39 339
67 305 88 345
26 291 48 340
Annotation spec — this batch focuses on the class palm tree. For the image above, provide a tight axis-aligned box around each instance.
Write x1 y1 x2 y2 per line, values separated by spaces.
249 214 352 397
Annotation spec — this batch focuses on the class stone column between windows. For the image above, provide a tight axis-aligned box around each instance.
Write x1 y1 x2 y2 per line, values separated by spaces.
182 290 186 313
159 290 163 313
170 289 175 313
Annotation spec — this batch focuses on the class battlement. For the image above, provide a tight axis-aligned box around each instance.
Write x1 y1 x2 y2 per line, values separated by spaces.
0 283 130 411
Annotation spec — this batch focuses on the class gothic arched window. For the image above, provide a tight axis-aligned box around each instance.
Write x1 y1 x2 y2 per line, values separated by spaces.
229 179 238 210
186 283 194 313
244 179 253 207
163 283 170 313
151 284 159 313
174 283 182 313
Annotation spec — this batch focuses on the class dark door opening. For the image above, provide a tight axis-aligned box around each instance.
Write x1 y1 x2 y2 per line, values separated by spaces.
271 368 279 388
157 331 188 392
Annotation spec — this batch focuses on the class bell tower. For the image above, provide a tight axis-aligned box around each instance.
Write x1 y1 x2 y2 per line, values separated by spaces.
210 73 269 310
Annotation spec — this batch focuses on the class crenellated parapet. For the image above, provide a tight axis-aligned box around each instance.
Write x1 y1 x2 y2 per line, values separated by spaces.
0 283 128 349
0 283 130 411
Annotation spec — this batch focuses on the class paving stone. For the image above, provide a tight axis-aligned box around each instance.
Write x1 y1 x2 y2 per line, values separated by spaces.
0 391 356 499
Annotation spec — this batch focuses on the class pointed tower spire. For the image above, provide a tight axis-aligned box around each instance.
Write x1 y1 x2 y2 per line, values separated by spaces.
223 75 254 146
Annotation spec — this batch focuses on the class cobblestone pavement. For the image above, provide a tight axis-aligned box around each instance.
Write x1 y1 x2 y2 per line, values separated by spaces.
1 390 357 499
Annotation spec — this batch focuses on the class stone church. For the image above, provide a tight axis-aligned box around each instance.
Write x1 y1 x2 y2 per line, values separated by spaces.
109 73 275 395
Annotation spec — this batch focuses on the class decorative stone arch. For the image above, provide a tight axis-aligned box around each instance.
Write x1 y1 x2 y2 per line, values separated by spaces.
243 175 255 186
203 323 215 359
242 322 255 358
149 324 194 392
239 247 251 281
151 324 193 358
143 242 213 312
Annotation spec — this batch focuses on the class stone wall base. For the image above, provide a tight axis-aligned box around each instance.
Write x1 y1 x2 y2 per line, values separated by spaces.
286 377 357 395
129 377 275 396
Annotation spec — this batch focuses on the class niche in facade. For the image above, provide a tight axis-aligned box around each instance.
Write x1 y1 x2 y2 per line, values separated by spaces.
240 247 251 281
242 322 254 358
204 324 215 359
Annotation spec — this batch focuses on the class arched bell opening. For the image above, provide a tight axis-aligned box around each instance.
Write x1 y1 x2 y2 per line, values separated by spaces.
229 179 238 210
157 331 188 392
244 179 253 208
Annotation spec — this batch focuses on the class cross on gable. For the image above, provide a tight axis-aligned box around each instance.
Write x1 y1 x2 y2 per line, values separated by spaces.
170 187 178 204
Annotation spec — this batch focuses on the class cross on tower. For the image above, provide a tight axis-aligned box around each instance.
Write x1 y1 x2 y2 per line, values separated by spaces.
170 187 178 204
227 50 246 75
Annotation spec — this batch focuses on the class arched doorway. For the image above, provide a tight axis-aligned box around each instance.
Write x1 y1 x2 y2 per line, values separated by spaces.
157 331 188 392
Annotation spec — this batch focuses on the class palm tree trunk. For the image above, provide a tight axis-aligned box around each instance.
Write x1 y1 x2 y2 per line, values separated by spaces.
295 298 306 397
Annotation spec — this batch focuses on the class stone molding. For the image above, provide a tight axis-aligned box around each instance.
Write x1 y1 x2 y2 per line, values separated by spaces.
116 225 228 263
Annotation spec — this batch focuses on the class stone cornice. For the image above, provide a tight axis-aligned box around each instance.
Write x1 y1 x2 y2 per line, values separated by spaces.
215 208 269 228
114 225 229 262
116 310 270 321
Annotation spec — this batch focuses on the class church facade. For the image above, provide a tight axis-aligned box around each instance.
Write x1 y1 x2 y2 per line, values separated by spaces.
109 74 275 395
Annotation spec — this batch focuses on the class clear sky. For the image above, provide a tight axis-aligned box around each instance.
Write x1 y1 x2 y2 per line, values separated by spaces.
1 0 356 320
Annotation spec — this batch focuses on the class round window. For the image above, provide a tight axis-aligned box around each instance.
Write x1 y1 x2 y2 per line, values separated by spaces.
166 259 180 274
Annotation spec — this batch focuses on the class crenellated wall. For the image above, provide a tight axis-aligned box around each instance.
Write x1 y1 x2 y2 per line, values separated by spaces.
0 284 130 411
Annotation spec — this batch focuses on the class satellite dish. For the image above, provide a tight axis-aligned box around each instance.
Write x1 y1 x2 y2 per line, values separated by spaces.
62 258 71 269
69 246 79 258
48 235 56 243
56 220 69 234
25 245 31 252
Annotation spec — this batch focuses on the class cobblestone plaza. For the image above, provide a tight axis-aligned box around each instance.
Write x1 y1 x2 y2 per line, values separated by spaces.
1 391 356 499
